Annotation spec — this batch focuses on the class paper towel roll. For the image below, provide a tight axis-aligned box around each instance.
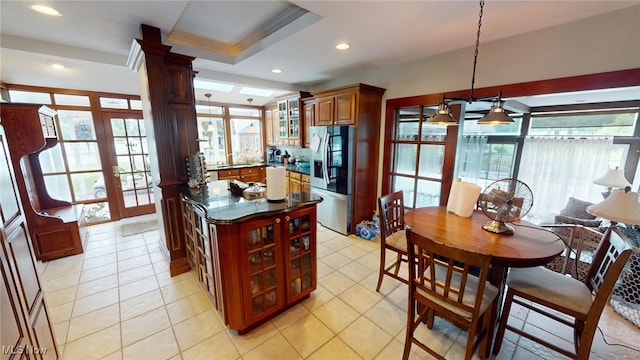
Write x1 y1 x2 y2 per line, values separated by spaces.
447 179 481 217
266 167 286 202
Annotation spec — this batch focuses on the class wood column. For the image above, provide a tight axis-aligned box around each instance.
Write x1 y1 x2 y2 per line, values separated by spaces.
128 24 198 276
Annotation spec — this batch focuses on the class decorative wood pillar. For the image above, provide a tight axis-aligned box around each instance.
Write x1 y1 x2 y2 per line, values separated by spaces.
128 24 198 276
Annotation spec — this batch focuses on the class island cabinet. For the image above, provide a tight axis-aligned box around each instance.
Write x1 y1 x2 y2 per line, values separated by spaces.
181 182 321 334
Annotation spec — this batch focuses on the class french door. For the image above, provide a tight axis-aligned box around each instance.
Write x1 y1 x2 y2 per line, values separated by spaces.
101 112 154 218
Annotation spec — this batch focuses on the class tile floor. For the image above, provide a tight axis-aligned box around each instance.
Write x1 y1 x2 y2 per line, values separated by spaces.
39 214 640 359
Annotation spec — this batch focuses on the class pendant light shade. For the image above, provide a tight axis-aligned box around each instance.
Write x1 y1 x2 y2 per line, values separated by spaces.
427 102 457 126
477 99 515 125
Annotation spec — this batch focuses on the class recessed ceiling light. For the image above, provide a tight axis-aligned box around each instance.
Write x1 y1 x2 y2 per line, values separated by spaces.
336 42 350 50
47 61 65 70
29 4 62 16
271 68 282 74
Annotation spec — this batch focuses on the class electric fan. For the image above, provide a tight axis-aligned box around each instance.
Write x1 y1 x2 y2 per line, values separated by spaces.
479 178 533 235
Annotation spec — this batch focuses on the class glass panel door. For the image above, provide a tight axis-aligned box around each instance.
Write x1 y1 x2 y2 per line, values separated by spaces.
102 113 154 218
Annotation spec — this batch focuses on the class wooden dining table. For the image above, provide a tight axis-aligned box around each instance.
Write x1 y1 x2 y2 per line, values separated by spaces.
404 206 565 354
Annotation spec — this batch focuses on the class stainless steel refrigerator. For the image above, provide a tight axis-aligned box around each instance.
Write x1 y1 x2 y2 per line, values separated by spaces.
308 125 355 234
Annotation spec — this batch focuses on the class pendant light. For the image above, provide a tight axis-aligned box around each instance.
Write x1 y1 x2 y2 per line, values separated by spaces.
247 98 255 131
427 0 515 126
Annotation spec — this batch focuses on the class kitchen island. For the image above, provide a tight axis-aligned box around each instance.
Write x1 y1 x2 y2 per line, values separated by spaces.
180 180 322 334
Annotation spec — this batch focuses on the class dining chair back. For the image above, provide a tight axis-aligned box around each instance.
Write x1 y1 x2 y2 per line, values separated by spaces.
402 228 498 360
492 227 632 359
375 190 409 291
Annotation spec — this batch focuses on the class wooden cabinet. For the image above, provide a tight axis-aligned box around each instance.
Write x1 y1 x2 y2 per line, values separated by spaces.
0 103 87 261
265 105 279 146
1 123 59 359
310 83 386 233
240 166 265 183
303 99 316 148
217 169 240 181
215 166 265 183
272 92 312 147
287 171 310 195
181 201 317 334
312 84 383 127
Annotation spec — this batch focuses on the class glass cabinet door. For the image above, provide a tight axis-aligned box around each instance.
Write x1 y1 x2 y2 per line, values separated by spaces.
285 208 315 300
278 101 288 139
288 98 300 139
243 218 282 321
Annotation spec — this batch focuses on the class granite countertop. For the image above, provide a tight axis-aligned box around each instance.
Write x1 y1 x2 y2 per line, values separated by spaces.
181 180 321 225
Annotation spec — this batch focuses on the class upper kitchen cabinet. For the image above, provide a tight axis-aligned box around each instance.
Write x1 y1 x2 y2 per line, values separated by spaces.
311 84 385 126
272 92 312 148
303 99 316 148
265 105 279 147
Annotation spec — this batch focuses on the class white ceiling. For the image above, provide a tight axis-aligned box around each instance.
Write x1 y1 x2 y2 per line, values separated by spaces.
1 0 639 106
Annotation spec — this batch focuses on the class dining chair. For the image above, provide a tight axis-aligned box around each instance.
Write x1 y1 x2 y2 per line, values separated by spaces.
402 228 498 360
375 190 409 291
492 227 632 359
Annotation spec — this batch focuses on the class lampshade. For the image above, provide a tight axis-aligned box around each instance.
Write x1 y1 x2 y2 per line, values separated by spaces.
593 167 631 188
427 103 457 126
586 188 640 225
477 99 515 125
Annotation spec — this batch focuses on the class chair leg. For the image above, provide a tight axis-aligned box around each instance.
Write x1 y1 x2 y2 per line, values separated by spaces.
492 289 514 355
402 295 416 360
376 246 387 292
394 252 402 275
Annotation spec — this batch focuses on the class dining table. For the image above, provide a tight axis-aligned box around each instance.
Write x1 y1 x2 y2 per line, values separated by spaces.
403 206 565 355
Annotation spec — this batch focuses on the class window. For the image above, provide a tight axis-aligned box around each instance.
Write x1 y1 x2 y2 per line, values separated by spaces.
389 106 447 208
197 103 263 166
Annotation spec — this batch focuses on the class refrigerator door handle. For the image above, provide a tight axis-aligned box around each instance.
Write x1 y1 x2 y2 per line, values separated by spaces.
322 133 330 185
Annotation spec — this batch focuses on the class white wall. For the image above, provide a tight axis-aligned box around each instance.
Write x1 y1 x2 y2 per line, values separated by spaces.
311 5 640 199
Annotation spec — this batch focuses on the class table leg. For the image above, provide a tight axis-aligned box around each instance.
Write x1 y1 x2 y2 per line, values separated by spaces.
486 264 508 358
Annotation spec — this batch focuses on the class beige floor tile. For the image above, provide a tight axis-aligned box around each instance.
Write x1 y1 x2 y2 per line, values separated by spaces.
339 316 393 360
364 299 407 338
122 327 179 360
118 263 155 285
270 303 310 331
281 314 334 358
49 299 74 324
243 333 303 360
301 284 335 312
44 285 77 307
316 243 333 258
307 336 363 360
82 252 117 270
66 303 120 342
319 271 356 296
76 274 118 299
119 275 159 301
338 261 375 283
79 262 118 283
42 271 80 293
41 258 83 281
62 324 121 360
53 320 69 346
339 244 370 260
316 259 335 279
313 297 359 333
121 306 171 346
180 331 240 360
338 283 382 314
83 244 117 259
117 254 152 272
356 251 382 272
84 237 116 250
117 236 147 250
173 309 225 350
120 288 165 321
165 291 211 324
159 274 201 304
227 321 279 355
72 287 119 318
322 252 352 270
117 245 149 261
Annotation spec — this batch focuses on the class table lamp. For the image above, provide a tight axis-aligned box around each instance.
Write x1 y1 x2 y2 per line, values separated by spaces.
587 186 640 227
593 167 631 199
